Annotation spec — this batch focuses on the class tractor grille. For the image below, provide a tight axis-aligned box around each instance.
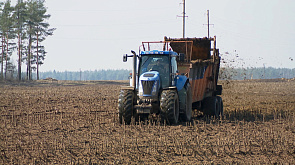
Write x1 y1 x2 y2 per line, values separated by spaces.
141 80 155 95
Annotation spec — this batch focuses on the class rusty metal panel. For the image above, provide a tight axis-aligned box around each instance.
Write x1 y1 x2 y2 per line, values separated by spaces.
168 38 211 60
190 64 213 102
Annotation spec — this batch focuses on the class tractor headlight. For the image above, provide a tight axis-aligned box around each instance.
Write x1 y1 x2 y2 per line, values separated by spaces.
151 80 158 95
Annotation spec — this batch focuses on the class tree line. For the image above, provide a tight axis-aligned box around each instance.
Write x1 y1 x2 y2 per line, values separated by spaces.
2 67 295 81
37 67 294 81
40 69 132 81
0 0 55 81
1 67 294 81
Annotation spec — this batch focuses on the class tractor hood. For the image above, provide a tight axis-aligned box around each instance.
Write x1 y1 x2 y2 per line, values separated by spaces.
138 71 160 98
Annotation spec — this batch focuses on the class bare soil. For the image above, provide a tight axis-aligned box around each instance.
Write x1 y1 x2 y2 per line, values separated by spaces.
0 79 295 164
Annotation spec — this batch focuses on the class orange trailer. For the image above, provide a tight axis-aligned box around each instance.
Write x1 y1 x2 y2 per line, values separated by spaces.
165 36 222 114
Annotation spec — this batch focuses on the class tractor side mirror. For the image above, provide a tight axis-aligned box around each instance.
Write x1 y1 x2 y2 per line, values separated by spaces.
123 54 128 62
179 53 185 62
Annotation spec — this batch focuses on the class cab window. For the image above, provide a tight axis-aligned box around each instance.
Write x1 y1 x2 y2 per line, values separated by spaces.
171 57 177 74
139 55 170 88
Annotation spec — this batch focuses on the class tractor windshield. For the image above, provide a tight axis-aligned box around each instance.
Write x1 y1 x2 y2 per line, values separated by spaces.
139 55 170 88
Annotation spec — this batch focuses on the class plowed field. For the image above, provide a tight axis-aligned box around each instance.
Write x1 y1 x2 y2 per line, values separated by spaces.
1 79 295 164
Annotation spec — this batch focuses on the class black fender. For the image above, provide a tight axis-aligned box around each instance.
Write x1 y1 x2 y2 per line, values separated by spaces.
177 78 190 114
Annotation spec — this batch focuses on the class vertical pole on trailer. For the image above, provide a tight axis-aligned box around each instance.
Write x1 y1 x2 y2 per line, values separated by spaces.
213 36 217 91
185 42 188 62
163 41 166 51
190 42 193 62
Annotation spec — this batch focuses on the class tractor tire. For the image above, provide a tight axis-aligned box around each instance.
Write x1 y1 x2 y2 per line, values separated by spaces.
180 83 192 121
216 96 224 118
118 89 134 124
203 96 220 118
160 90 180 125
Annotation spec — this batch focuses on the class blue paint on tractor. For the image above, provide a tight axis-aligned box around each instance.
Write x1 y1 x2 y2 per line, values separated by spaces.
176 75 188 91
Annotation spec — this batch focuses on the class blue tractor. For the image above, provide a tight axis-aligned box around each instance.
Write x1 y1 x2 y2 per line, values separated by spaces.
118 50 192 125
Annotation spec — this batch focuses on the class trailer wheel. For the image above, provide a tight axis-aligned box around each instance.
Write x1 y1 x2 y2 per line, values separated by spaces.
203 97 220 118
118 89 134 124
180 83 192 121
160 90 179 125
216 96 224 118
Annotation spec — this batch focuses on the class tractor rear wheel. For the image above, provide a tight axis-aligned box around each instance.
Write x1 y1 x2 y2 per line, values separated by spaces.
160 90 179 125
216 96 224 118
118 89 134 124
180 83 192 121
203 96 220 118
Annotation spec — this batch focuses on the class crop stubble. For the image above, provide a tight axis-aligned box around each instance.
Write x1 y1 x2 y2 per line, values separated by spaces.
0 79 294 164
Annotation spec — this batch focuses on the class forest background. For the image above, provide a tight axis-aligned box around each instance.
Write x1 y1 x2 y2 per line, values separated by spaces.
20 67 295 81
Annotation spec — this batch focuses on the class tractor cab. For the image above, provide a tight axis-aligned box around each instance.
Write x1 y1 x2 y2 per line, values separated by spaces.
138 50 178 90
137 50 179 101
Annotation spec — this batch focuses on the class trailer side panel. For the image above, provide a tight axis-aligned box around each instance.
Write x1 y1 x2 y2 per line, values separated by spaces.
166 37 221 104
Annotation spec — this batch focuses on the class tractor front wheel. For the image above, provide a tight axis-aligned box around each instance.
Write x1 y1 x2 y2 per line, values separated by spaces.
118 89 134 124
160 90 180 125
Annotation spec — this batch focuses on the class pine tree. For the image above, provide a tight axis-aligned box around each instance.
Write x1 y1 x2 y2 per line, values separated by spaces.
0 1 16 80
0 2 4 81
0 0 55 80
14 0 27 81
26 0 54 80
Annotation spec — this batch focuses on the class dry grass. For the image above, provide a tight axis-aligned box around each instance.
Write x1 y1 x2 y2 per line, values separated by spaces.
0 79 294 164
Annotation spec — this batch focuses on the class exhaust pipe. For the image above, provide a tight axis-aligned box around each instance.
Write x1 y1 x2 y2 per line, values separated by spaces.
131 50 137 87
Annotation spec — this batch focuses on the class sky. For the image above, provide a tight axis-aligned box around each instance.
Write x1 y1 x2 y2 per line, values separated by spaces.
11 0 295 71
